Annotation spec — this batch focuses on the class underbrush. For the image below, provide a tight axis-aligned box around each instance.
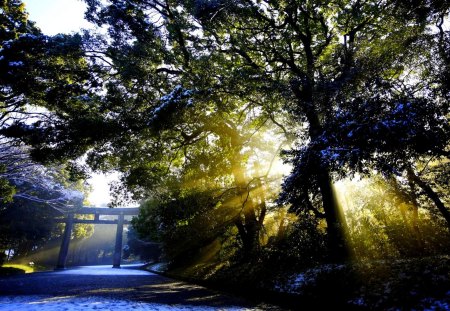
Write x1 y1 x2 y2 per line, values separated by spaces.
272 255 450 309
0 266 26 276
162 255 450 310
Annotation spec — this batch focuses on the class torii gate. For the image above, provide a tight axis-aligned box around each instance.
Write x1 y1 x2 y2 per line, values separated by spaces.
55 207 139 269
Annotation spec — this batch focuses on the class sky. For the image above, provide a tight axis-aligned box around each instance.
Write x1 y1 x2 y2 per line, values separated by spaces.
23 0 115 207
23 0 92 35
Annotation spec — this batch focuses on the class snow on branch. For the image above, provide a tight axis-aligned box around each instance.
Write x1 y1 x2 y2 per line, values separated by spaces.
0 141 84 212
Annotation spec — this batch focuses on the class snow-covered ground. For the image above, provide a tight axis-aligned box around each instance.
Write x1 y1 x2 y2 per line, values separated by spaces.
0 295 251 311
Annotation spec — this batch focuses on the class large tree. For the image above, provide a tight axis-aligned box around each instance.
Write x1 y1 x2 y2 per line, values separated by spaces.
183 0 449 260
0 1 96 261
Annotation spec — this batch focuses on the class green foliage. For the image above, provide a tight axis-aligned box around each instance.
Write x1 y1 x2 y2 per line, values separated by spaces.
124 226 161 262
133 188 239 266
0 30 105 161
0 0 34 42
0 166 15 204
342 177 450 259
262 214 328 271
0 201 61 257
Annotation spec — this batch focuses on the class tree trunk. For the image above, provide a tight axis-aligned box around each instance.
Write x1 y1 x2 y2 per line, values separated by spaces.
228 125 263 258
275 209 288 242
291 49 351 261
316 162 350 262
389 175 423 247
232 172 261 257
407 176 423 248
407 168 450 232
292 87 350 261
234 212 259 256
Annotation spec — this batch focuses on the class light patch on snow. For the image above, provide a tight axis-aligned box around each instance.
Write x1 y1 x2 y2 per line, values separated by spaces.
0 296 250 311
421 297 450 311
275 264 347 294
159 85 183 103
57 264 150 276
8 61 24 67
19 33 39 40
75 95 91 101
348 297 366 307
149 85 194 123
147 262 168 273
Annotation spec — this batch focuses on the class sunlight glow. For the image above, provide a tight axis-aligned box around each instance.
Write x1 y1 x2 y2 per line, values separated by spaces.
86 172 120 207
268 158 292 177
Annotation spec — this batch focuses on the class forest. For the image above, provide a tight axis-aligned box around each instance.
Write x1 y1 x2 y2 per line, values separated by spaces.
0 0 449 309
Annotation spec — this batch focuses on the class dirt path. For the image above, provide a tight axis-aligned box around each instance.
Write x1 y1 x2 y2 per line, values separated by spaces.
0 265 283 310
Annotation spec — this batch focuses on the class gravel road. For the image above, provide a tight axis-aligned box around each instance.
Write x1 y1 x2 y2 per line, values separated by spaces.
0 265 284 310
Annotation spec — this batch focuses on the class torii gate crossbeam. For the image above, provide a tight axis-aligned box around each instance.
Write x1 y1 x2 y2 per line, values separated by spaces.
55 207 139 270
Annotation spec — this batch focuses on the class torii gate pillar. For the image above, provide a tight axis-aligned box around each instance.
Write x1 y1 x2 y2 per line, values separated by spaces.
112 213 124 268
56 213 74 270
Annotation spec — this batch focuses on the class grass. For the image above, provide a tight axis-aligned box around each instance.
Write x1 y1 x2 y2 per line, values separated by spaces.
1 264 34 273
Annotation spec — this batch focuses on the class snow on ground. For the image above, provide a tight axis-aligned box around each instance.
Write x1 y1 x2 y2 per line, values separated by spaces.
0 295 251 311
274 264 346 294
57 264 150 276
